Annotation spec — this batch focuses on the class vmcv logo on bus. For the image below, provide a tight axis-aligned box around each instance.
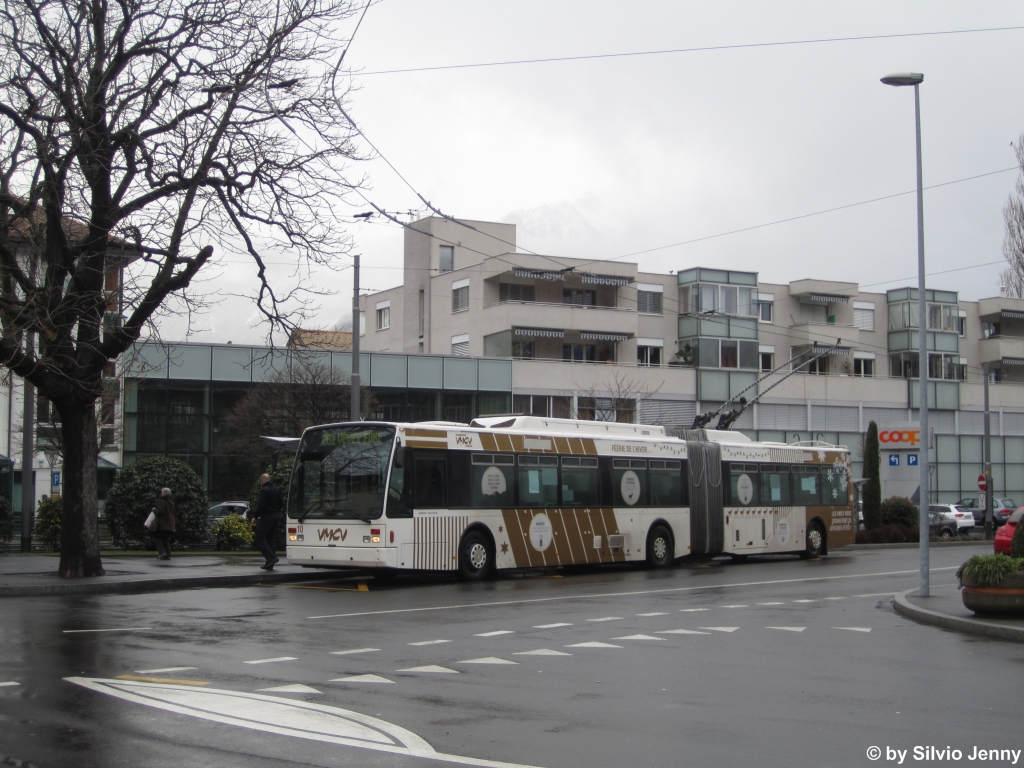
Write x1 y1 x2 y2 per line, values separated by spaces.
879 429 920 446
318 528 348 542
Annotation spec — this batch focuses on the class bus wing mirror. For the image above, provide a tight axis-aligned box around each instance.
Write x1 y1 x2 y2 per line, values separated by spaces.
394 444 405 468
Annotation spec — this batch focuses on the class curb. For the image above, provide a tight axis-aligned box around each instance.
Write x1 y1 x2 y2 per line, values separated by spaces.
844 541 988 551
892 589 1024 643
0 568 358 598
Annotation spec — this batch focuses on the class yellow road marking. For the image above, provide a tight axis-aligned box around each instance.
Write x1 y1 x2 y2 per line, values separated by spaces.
259 582 370 592
116 675 209 686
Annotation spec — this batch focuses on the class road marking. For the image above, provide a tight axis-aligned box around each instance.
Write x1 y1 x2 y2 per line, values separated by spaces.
0 682 20 687
474 630 514 637
513 649 572 656
308 567 958 620
792 599 817 603
586 617 623 622
756 602 784 606
257 684 321 693
721 604 748 608
636 612 669 616
766 627 806 632
283 584 369 592
67 677 543 768
136 667 197 674
823 597 846 601
680 608 710 612
834 627 872 633
116 675 209 686
397 665 459 674
330 648 380 656
565 642 622 649
408 640 451 646
655 629 710 635
612 634 663 641
64 627 151 633
854 592 896 597
699 627 739 633
458 657 518 665
243 657 297 665
330 674 395 684
533 623 572 629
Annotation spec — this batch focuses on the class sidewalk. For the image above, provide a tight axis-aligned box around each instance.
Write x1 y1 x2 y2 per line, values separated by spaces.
894 584 1024 643
0 552 359 598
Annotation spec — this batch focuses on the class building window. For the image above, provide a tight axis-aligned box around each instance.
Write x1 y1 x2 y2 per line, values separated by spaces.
760 352 774 372
720 340 739 369
563 288 595 306
958 316 966 337
499 283 535 303
439 245 454 274
376 306 390 331
512 341 534 359
806 356 827 375
451 334 469 356
983 321 999 338
853 302 875 330
853 358 874 377
800 303 829 324
637 290 663 315
759 301 773 323
563 344 596 362
452 282 469 312
638 345 662 366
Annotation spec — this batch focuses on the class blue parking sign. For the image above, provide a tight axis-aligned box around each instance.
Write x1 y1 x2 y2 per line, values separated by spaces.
907 453 919 466
51 471 60 488
888 454 900 466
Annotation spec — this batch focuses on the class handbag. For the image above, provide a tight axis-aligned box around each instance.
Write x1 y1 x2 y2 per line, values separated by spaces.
144 510 157 531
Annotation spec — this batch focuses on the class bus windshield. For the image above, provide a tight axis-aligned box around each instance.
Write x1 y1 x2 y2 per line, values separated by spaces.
289 425 395 521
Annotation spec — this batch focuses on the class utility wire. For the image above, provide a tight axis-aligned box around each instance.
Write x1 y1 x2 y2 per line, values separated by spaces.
359 25 1024 76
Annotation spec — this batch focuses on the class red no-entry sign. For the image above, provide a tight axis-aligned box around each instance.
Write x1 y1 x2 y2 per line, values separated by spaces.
978 474 987 491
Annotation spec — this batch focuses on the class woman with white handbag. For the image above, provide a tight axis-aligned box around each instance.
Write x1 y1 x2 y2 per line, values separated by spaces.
151 488 176 560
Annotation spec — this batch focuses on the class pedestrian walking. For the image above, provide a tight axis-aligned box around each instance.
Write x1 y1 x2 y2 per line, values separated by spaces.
153 488 176 561
252 473 284 570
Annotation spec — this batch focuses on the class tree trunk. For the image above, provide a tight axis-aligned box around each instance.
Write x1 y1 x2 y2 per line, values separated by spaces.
57 401 104 577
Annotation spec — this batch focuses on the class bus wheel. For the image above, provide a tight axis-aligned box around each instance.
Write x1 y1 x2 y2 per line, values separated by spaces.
800 521 826 559
646 525 674 569
458 530 494 581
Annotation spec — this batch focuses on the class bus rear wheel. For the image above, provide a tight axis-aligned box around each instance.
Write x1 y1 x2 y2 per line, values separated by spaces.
800 521 826 559
458 530 495 581
646 525 674 569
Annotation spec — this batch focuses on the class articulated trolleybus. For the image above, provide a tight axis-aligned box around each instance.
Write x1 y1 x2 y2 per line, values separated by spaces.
285 416 855 579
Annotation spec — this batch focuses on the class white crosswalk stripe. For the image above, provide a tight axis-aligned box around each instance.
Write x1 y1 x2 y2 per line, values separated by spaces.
330 674 394 684
397 665 459 674
459 657 518 665
513 649 572 656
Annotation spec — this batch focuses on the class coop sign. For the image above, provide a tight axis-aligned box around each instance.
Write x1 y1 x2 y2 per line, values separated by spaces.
878 427 921 448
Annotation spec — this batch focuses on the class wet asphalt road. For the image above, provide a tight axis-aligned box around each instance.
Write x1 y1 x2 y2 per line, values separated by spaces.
1 545 1022 768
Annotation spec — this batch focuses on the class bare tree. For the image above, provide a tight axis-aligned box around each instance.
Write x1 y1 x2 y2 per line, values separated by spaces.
0 0 364 576
566 370 664 424
1002 136 1024 298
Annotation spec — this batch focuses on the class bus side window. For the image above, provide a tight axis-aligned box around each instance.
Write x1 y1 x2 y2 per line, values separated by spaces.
447 451 471 508
413 451 446 509
728 464 759 507
560 457 600 506
386 460 412 518
612 458 647 507
649 460 682 506
471 453 514 508
792 465 820 506
518 455 558 507
759 464 791 506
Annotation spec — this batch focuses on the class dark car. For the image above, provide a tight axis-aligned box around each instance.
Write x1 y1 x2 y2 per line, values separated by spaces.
928 511 959 540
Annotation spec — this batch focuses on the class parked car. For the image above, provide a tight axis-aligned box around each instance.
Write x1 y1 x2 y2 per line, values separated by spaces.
956 497 978 509
928 512 959 540
994 508 1023 555
929 504 973 532
208 501 249 527
968 498 1016 527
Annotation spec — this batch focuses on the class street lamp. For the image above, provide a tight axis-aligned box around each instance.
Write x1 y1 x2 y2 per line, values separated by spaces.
881 71 929 597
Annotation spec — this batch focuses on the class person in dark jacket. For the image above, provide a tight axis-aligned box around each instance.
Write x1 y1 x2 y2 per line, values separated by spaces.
153 488 176 560
252 474 284 570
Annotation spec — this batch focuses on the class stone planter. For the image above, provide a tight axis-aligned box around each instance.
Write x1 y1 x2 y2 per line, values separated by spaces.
962 571 1024 616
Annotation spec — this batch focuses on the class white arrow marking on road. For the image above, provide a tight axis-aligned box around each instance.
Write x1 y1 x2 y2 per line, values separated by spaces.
565 642 623 648
612 634 664 641
766 627 806 632
834 627 872 632
398 665 459 674
513 649 572 656
137 667 197 674
636 612 669 616
65 677 544 768
586 617 623 622
331 674 395 684
533 623 572 629
330 648 380 656
699 627 739 633
458 657 518 665
408 639 451 646
0 682 20 687
655 629 710 635
257 684 321 693
243 657 297 665
474 631 515 637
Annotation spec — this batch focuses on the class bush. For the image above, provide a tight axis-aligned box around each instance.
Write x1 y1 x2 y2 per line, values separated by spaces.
855 524 920 544
34 494 63 551
0 495 11 546
880 496 918 528
961 553 1024 587
214 513 255 551
246 457 293 551
106 457 210 549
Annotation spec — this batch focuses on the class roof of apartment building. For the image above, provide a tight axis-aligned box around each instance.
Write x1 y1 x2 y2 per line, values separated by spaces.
286 328 353 351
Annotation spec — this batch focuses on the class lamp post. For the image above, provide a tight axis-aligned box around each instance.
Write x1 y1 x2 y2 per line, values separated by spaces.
881 71 929 597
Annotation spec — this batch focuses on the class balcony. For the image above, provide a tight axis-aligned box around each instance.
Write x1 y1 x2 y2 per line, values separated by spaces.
481 300 636 338
980 336 1024 366
787 322 860 347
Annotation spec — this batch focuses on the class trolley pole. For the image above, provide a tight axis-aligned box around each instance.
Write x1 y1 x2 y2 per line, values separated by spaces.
350 254 360 422
983 361 993 540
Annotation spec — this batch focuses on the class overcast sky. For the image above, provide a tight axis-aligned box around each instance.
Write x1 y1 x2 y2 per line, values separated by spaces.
163 0 1024 344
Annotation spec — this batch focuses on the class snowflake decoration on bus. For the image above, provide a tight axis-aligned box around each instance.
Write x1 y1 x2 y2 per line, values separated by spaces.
824 452 852 501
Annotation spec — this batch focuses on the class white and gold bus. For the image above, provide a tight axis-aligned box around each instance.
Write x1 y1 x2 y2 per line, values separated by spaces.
285 416 855 579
